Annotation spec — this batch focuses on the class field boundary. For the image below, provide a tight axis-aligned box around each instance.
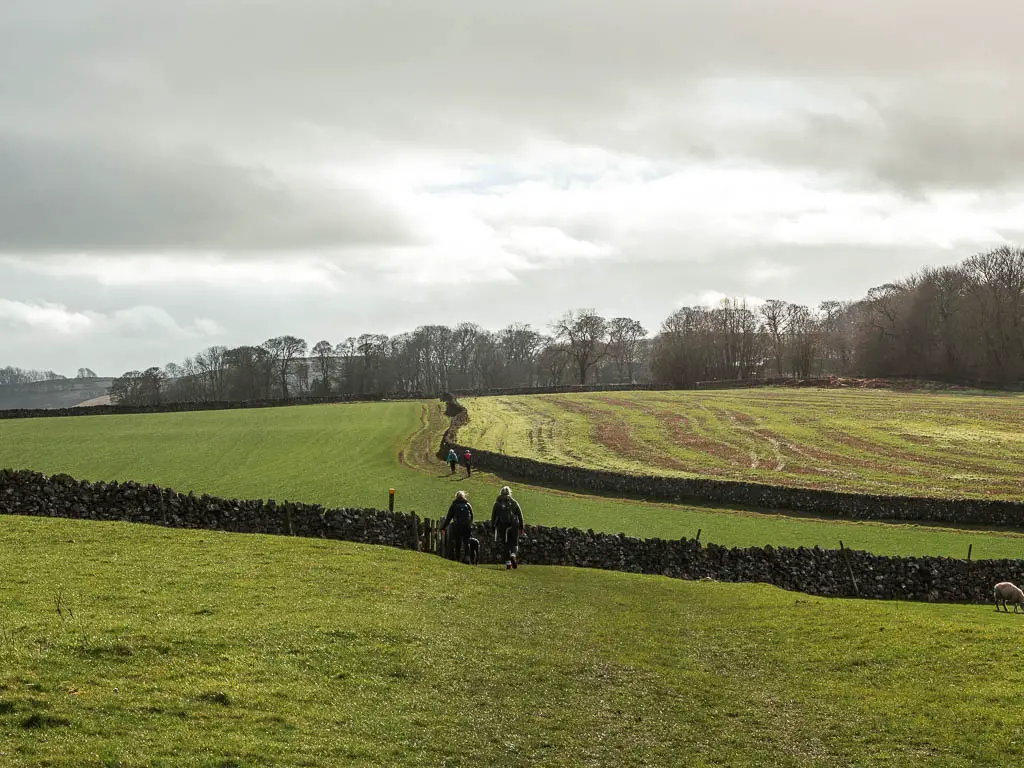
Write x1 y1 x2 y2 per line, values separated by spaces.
439 399 1024 528
0 392 429 420
2 467 1022 604
0 378 1002 420
0 385 676 420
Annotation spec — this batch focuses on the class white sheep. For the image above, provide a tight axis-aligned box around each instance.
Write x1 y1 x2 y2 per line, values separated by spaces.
993 582 1024 613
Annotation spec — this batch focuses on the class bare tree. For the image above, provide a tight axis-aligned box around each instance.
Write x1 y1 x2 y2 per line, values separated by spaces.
311 340 335 395
759 299 788 375
450 322 482 390
785 304 818 377
607 317 648 383
536 341 571 386
552 309 608 384
262 336 307 399
499 323 543 387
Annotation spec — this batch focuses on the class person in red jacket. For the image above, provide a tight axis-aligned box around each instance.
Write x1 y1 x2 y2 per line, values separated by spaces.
463 449 473 477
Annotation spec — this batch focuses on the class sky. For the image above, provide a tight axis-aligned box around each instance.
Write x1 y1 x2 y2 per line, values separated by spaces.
1 0 1022 375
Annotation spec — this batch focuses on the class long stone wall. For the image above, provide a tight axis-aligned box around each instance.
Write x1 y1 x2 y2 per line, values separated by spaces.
0 384 669 420
450 383 675 397
0 392 427 420
1 468 1021 605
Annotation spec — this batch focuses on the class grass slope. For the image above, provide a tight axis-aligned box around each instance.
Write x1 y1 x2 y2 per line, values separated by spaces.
2 401 1024 559
1 515 1023 767
460 389 1024 500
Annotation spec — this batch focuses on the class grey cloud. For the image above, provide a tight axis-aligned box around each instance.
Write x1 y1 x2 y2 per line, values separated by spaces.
0 131 417 253
719 80 1024 194
2 1 1021 188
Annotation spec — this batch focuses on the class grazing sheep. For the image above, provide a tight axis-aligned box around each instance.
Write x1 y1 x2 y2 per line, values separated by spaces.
994 582 1024 613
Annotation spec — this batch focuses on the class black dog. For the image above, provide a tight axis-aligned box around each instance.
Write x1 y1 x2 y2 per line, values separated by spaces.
467 537 480 565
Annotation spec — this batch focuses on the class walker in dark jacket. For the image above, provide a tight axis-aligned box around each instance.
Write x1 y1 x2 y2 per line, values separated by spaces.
491 486 524 569
442 491 474 564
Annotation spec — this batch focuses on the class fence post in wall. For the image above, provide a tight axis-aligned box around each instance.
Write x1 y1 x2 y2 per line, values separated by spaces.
410 512 419 551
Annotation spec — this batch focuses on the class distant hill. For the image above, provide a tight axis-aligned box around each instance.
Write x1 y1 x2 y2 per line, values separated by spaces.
0 377 114 410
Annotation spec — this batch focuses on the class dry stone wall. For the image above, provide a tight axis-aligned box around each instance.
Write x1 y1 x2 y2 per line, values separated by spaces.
0 392 426 420
2 468 1021 605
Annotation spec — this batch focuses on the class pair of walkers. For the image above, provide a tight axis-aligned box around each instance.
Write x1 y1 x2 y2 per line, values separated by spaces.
440 486 525 569
446 448 473 476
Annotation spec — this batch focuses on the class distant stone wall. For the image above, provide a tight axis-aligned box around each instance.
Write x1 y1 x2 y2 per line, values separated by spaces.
1 468 1021 605
0 384 672 420
0 392 427 420
451 383 675 397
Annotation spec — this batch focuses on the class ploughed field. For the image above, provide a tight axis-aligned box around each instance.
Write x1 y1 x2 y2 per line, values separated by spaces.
1 514 1023 767
459 389 1024 500
4 400 1024 558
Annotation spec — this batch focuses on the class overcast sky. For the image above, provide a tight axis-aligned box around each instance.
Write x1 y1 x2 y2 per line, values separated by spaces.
2 0 1021 375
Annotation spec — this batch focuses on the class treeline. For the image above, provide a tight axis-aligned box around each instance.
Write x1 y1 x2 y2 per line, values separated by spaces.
111 313 651 405
109 246 1024 404
652 246 1024 387
0 367 97 385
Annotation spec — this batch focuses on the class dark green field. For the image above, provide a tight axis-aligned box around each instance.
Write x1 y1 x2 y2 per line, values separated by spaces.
3 400 1024 558
1 515 1022 767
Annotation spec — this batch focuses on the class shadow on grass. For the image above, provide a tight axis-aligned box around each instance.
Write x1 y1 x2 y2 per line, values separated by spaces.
21 712 71 729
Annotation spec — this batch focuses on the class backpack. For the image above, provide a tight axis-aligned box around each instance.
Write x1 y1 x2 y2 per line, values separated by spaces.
452 499 472 525
494 496 517 527
464 451 472 463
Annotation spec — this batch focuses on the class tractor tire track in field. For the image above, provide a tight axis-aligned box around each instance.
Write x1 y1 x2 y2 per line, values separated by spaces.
582 395 744 473
720 410 786 472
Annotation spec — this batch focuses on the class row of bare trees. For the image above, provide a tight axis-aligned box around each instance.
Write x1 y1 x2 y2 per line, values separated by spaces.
0 367 99 386
857 246 1024 384
0 366 66 385
651 298 852 386
108 246 1024 404
652 246 1024 387
111 312 651 405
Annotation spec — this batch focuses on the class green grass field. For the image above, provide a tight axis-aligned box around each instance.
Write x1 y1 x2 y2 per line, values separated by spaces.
3 400 1024 558
460 389 1024 500
1 514 1022 767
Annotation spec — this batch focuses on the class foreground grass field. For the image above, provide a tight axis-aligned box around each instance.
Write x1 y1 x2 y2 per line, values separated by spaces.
460 389 1024 500
1 514 1023 767
3 401 1024 558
